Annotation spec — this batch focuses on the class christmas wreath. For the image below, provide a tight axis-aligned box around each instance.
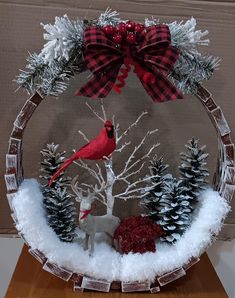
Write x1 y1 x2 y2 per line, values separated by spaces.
5 9 235 293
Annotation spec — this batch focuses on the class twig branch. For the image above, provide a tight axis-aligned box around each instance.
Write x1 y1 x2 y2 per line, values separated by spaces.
101 99 107 121
120 162 145 180
86 102 105 123
73 160 104 186
118 193 149 200
117 111 148 143
115 141 131 153
78 130 89 142
118 129 158 178
115 178 155 199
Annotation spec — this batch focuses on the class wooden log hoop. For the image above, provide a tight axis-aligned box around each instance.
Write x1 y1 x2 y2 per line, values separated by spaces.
5 86 235 293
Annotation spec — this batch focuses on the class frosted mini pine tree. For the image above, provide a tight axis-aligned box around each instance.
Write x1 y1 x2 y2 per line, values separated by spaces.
40 143 77 242
140 156 171 218
158 179 192 243
179 138 209 204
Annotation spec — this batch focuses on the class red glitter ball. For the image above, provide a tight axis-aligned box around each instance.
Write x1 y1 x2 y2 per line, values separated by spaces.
125 20 135 32
103 25 116 35
113 33 123 44
126 32 136 44
135 23 145 33
117 22 127 36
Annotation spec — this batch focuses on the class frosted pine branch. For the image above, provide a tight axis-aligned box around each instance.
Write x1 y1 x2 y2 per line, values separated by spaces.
97 8 120 26
40 15 84 63
168 17 220 94
15 53 46 94
145 16 159 27
169 18 209 54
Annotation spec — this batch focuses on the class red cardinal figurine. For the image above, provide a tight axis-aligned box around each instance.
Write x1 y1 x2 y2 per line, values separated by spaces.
48 120 116 187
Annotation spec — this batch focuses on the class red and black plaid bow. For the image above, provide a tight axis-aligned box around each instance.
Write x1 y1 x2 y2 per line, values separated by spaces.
76 24 182 102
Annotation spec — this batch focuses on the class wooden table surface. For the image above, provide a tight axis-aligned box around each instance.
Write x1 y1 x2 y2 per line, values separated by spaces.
5 245 227 298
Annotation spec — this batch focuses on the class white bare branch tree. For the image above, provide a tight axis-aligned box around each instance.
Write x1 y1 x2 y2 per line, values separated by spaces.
71 101 159 215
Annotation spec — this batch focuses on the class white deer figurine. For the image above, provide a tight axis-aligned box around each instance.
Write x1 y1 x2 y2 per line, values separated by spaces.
71 176 120 255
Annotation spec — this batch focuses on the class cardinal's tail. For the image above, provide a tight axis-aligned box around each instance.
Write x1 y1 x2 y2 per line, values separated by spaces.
48 156 76 187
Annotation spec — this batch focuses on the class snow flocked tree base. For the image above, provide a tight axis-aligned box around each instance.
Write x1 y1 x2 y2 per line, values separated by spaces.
12 179 229 283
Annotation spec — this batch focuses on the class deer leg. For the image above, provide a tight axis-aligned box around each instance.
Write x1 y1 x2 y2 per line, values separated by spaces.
105 232 114 246
89 234 95 256
84 233 89 251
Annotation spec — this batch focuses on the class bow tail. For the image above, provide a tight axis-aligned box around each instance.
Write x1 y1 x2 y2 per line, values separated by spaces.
75 67 120 99
139 72 183 103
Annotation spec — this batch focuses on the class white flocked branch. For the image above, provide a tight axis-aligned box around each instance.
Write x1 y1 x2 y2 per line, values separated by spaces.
72 101 159 215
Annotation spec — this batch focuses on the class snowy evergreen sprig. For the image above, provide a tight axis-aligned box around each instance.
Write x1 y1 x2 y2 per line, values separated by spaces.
169 18 209 54
15 53 46 94
97 7 120 26
169 53 220 94
145 17 159 27
39 57 81 97
16 55 82 96
168 17 220 94
40 15 84 63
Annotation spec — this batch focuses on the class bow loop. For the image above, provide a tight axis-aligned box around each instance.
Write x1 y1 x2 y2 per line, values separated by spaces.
83 26 123 74
138 25 171 53
143 45 180 74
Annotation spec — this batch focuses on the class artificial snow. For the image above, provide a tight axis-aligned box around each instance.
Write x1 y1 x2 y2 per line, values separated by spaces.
12 179 230 282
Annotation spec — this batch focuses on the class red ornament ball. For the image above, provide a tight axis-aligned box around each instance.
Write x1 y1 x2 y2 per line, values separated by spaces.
113 33 123 44
103 25 116 35
125 20 135 32
126 32 136 44
135 23 145 33
117 22 127 36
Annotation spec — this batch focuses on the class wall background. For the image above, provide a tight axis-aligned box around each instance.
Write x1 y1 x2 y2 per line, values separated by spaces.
0 0 234 296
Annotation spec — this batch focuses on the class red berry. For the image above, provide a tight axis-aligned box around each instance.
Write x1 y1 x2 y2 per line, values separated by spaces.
135 23 145 33
103 25 116 35
126 32 136 44
113 33 123 44
125 20 135 32
117 22 127 36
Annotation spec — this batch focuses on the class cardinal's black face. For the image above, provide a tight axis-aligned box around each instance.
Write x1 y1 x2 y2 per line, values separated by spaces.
104 121 114 139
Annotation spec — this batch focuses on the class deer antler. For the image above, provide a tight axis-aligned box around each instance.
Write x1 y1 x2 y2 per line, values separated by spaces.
71 175 85 202
71 175 107 204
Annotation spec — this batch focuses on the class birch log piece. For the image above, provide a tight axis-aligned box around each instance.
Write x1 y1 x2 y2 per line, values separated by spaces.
42 261 73 281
